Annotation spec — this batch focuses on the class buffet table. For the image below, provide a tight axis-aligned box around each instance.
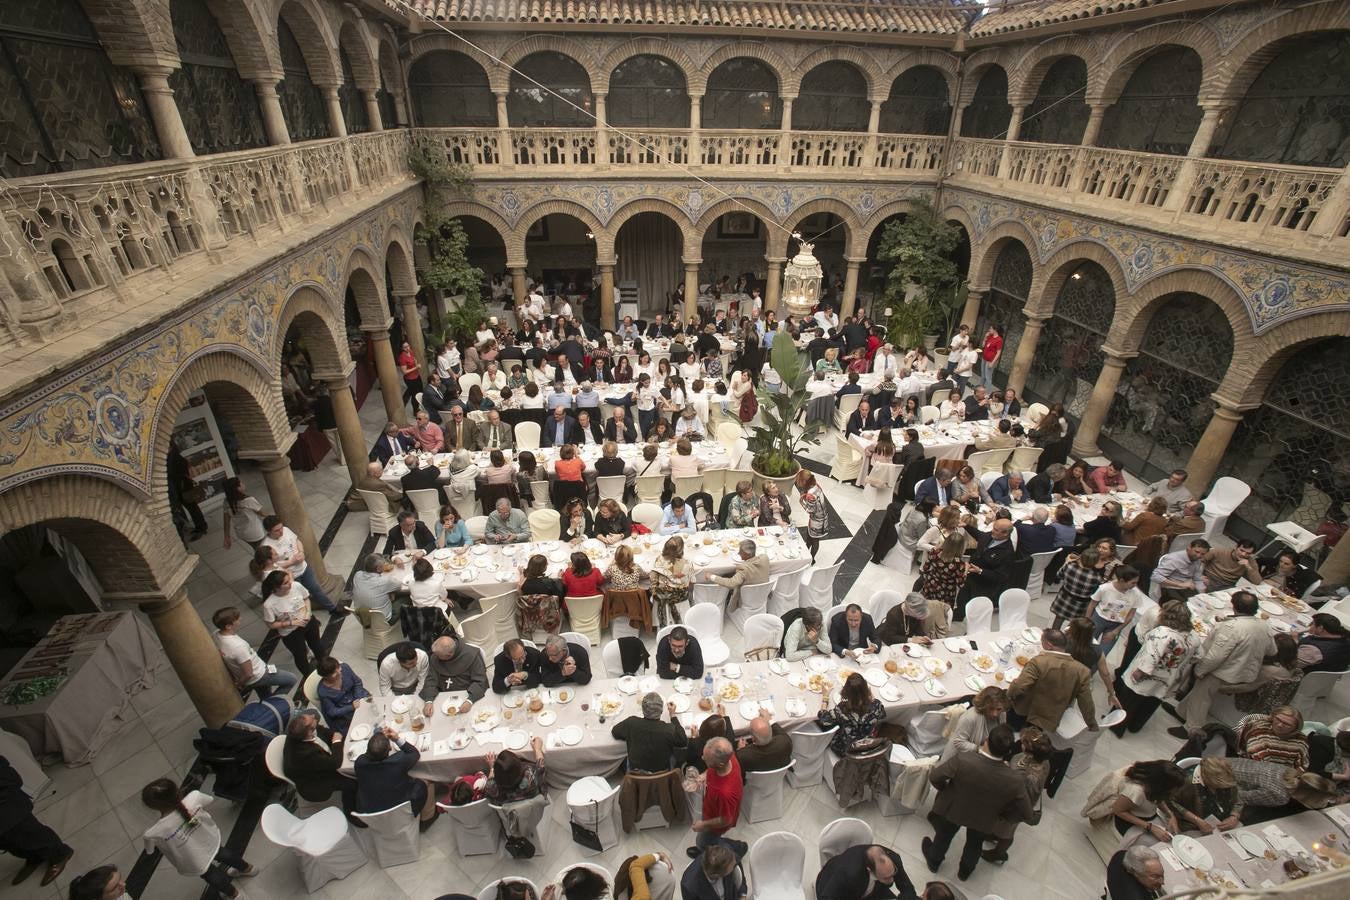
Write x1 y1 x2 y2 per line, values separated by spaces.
0 612 166 764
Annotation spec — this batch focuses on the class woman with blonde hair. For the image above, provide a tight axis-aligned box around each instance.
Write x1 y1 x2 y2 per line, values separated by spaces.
1171 757 1243 834
918 531 971 608
604 543 646 590
650 536 691 626
939 686 1008 763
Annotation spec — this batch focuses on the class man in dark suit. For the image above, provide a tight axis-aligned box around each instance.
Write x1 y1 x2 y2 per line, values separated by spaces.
1014 507 1060 555
923 725 1034 881
962 386 991 421
398 454 447 505
491 638 542 694
557 337 585 366
538 634 593 687
963 516 1018 605
440 406 475 452
828 604 880 657
524 337 548 366
420 373 450 423
0 756 72 887
551 352 584 384
474 409 514 451
815 844 917 900
353 729 436 829
574 409 604 446
735 713 793 776
844 398 875 438
370 422 413 465
282 710 358 817
646 314 674 339
840 316 869 352
385 510 434 555
604 406 638 443
914 470 956 507
541 405 580 447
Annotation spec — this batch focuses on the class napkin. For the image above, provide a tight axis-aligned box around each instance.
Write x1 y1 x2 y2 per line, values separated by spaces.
1157 847 1183 871
433 740 451 756
1325 807 1350 831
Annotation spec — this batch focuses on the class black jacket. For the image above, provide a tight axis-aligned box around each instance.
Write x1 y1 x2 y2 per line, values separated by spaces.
576 418 604 445
963 395 990 421
400 466 447 505
385 522 434 556
966 530 1020 597
540 415 580 448
492 645 542 694
0 758 34 832
354 742 422 813
538 642 593 687
828 611 880 657
1027 472 1055 503
604 416 637 443
845 408 875 438
656 635 704 679
282 729 349 802
371 433 413 465
815 845 917 900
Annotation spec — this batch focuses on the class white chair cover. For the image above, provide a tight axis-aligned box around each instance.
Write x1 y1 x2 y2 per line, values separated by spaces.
997 588 1030 631
595 475 627 503
515 421 541 450
352 802 420 867
600 640 624 677
729 581 773 633
686 602 730 665
1054 705 1104 779
907 709 954 756
566 594 604 645
529 508 561 542
743 613 784 656
407 488 441 526
830 435 862 484
466 515 488 541
690 581 730 613
787 724 837 788
630 502 663 530
801 561 844 612
743 761 794 823
357 490 396 535
634 475 666 505
566 776 622 854
478 878 540 900
265 735 295 786
1026 550 1059 597
818 817 874 867
769 564 809 616
435 796 501 856
260 804 367 892
484 589 520 642
869 590 905 627
746 831 807 900
863 461 900 510
965 596 994 635
459 610 496 649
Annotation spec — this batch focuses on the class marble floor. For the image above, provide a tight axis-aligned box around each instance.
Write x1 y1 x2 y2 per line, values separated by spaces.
5 396 1347 900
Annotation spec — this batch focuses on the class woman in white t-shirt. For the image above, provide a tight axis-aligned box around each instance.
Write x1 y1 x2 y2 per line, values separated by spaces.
211 606 297 699
221 478 266 551
1087 564 1147 657
140 779 254 897
409 557 449 613
260 570 323 674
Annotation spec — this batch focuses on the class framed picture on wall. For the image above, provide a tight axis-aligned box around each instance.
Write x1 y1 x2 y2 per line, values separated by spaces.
526 218 549 241
717 212 759 239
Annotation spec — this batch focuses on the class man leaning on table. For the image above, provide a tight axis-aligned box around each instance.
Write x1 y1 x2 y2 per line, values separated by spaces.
1150 539 1210 601
1173 591 1275 739
539 634 593 686
1008 629 1097 733
657 626 705 679
1143 469 1192 515
612 692 688 773
485 498 530 543
829 604 881 658
385 510 434 556
419 635 487 716
492 638 542 694
660 497 697 535
701 540 768 608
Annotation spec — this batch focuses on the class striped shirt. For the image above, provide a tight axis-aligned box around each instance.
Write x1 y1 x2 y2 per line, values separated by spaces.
1235 714 1310 771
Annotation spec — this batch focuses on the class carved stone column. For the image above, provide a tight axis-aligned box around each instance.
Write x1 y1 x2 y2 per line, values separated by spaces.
365 325 407 425
688 94 702 165
840 258 863 320
509 264 528 310
319 369 367 491
950 105 966 139
960 287 984 331
683 260 700 320
320 85 347 138
144 590 241 728
396 292 426 378
598 261 616 330
495 92 513 166
1071 350 1132 458
778 96 795 168
594 93 608 166
1006 313 1048 397
1080 104 1107 147
253 80 291 145
135 66 196 159
865 100 883 168
764 258 784 312
1166 103 1232 212
1185 398 1250 494
999 104 1026 175
255 453 345 596
1 256 63 340
361 88 384 131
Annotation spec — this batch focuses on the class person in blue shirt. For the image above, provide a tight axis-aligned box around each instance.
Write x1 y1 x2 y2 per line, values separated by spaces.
574 381 602 414
433 505 472 549
545 381 573 412
660 496 697 534
316 656 370 736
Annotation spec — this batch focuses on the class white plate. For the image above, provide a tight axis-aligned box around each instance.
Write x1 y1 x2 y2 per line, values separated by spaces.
440 698 462 715
923 657 951 676
535 710 557 726
738 700 768 720
902 644 929 658
553 688 576 704
390 696 412 714
673 677 696 694
668 694 690 713
1173 834 1214 870
616 676 640 695
471 545 490 555
449 732 470 750
768 659 790 676
880 683 903 702
1235 832 1267 857
559 725 584 746
1259 600 1287 617
723 665 743 679
598 694 625 717
1206 595 1231 610
943 638 968 653
549 550 569 563
924 679 947 697
969 655 997 674
639 676 661 693
863 668 889 687
348 723 372 741
805 657 833 673
964 674 987 693
431 548 454 560
1099 708 1127 728
502 693 524 708
503 730 528 751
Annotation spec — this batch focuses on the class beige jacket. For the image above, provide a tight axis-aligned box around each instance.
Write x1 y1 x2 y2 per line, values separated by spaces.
1195 615 1276 684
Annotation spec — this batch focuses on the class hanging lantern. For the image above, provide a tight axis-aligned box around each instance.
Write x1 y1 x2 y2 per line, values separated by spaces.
781 233 822 318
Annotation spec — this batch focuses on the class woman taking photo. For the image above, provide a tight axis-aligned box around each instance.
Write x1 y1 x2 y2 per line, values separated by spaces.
816 672 887 755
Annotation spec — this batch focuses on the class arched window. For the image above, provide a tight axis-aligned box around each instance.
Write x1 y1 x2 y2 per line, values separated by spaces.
1098 47 1202 155
1101 294 1234 480
879 66 951 135
1025 261 1114 414
0 0 161 177
338 47 369 134
1020 57 1090 145
981 241 1033 383
508 52 593 127
793 62 869 131
276 18 330 141
1213 32 1350 167
608 55 689 128
1219 337 1350 542
703 58 781 129
167 0 266 154
960 66 1011 139
408 51 494 126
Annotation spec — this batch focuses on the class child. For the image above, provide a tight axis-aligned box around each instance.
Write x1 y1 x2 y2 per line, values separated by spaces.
140 779 255 897
1086 564 1146 656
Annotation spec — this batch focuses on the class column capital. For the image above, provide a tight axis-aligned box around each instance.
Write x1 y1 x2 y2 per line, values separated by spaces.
845 257 867 266
361 319 396 334
779 92 798 102
1024 312 1053 325
682 259 702 269
394 291 418 303
595 258 616 269
252 78 281 94
1210 393 1259 417
132 64 177 85
238 447 298 470
507 260 528 271
313 364 357 384
1098 344 1138 362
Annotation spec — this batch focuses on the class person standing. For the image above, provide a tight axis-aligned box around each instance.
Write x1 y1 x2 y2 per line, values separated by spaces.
397 340 423 413
979 325 1003 389
0 756 72 887
139 779 255 898
796 469 829 559
261 515 342 614
687 738 744 858
221 477 267 552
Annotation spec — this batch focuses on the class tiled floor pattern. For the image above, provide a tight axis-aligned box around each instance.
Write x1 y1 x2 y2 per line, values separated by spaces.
4 397 1346 900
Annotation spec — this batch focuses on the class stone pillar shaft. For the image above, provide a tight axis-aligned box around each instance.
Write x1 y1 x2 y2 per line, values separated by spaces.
366 330 407 425
1006 314 1046 397
764 259 784 313
840 259 862 320
321 85 348 138
146 590 241 728
1185 401 1247 495
1000 105 1026 176
779 97 795 166
397 293 426 379
361 88 384 131
253 80 290 146
1080 104 1107 147
136 68 196 159
689 95 702 164
598 263 616 330
323 375 367 491
1071 353 1130 458
960 288 983 331
257 453 343 595
594 94 608 165
683 262 699 320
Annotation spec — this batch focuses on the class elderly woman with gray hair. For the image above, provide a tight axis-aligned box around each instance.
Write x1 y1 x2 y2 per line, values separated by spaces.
783 608 831 661
938 686 1008 763
1106 844 1165 899
610 692 688 773
877 592 950 645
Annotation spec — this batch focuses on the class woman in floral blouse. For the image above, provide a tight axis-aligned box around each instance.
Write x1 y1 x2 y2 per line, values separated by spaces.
725 480 758 528
918 532 970 608
1111 600 1195 735
483 738 546 803
650 537 692 627
816 672 887 755
795 470 829 559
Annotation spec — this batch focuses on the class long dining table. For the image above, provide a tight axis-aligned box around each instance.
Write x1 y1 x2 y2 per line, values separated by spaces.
338 627 1037 788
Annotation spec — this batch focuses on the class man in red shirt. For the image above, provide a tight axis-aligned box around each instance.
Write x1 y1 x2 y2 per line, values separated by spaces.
980 326 1003 389
688 737 745 858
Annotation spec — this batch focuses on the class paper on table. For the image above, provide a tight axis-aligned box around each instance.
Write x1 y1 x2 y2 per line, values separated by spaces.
1224 834 1252 861
1261 825 1305 856
1325 807 1350 832
432 740 451 756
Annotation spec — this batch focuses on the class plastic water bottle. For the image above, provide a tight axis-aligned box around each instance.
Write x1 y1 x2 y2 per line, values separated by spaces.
702 672 714 701
757 673 769 703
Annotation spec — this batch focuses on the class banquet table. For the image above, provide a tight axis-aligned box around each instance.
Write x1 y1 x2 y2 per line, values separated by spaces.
1158 804 1350 893
1184 582 1314 640
338 627 1034 787
0 612 166 764
850 418 1032 468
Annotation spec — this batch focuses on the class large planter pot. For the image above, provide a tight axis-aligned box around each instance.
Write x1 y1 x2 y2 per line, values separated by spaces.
751 461 800 498
923 333 940 352
933 347 950 369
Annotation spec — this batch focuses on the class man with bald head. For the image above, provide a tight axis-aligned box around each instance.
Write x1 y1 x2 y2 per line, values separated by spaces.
358 460 403 514
735 711 792 776
816 843 918 900
688 737 744 858
419 635 486 716
1015 506 1059 555
961 516 1019 618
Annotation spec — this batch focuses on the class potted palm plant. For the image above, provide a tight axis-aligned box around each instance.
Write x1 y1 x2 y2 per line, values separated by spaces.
748 333 823 492
877 196 963 363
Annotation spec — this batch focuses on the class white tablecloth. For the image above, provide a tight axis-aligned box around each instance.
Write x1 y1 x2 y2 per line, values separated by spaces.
382 441 746 485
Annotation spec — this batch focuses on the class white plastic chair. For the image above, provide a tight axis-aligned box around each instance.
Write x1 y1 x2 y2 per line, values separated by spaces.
515 421 541 450
686 602 731 665
434 796 501 856
978 471 1002 497
635 474 666 504
259 804 367 892
743 613 784 657
997 588 1030 632
746 831 806 899
702 467 727 503
920 405 939 425
566 776 622 854
787 724 837 788
965 596 994 635
595 475 627 504
673 474 705 498
729 581 773 634
357 490 397 536
831 435 863 483
717 421 743 454
907 707 958 756
1201 476 1251 541
351 802 420 867
465 515 488 542
743 762 794 824
630 502 663 531
968 448 1011 477
265 735 295 787
528 508 561 542
1008 446 1043 473
691 581 730 613
1026 549 1060 597
800 561 844 613
566 594 604 645
769 563 809 616
483 589 519 642
834 393 862 432
458 373 482 393
824 603 849 639
1169 531 1205 554
818 817 873 867
407 488 441 526
869 589 905 627
478 878 540 900
1295 668 1348 709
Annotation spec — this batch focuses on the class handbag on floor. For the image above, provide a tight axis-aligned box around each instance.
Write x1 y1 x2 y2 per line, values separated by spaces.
570 799 603 852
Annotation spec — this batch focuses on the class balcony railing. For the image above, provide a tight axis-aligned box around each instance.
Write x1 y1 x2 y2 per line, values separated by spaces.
608 129 690 167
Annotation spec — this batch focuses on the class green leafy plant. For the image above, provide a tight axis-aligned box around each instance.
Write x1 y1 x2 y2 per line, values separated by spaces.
748 335 822 478
877 196 963 350
409 137 484 346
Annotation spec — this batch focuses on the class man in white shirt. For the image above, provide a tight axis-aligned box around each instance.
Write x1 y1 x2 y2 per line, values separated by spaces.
873 344 898 376
946 325 971 373
212 606 297 699
894 367 925 403
480 361 506 391
378 642 429 696
952 346 980 391
557 297 573 319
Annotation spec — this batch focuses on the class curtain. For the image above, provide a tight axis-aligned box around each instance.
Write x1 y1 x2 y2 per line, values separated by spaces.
615 215 683 317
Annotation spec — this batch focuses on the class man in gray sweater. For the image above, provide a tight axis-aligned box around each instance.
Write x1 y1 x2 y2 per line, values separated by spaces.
419 636 487 716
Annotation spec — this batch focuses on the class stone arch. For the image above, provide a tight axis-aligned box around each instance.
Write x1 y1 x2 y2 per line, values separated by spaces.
854 198 921 253
597 38 698 95
407 33 501 90
1233 312 1350 404
1098 25 1219 104
276 0 339 85
336 19 378 90
884 52 960 105
1008 36 1096 105
201 0 280 80
385 229 418 296
788 46 883 100
690 197 783 257
942 205 979 264
604 198 694 259
0 475 180 594
778 198 860 259
77 0 179 67
696 42 790 97
276 284 348 374
966 219 1041 291
425 204 513 264
377 35 400 88
1027 241 1128 319
498 34 597 94
958 52 1012 107
344 248 387 326
1110 269 1255 359
1212 4 1350 105
508 201 608 262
